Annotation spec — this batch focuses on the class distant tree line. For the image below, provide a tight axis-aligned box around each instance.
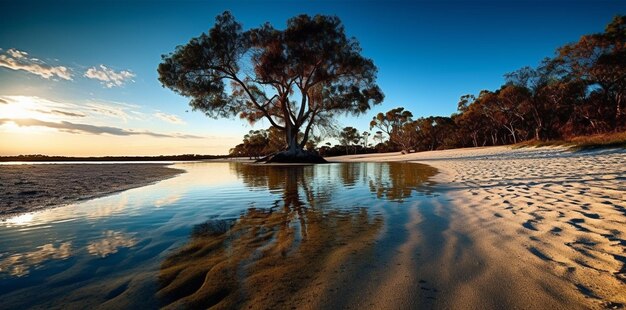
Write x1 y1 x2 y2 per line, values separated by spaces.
370 15 625 152
0 154 227 162
231 16 625 156
229 127 320 159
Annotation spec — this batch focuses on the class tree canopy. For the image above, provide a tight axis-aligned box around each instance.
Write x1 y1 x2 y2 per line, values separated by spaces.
374 15 625 152
158 12 383 161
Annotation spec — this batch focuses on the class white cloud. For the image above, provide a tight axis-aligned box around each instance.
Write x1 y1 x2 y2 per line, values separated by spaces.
0 48 72 80
86 102 135 121
84 65 135 88
154 112 185 124
6 49 28 59
0 95 142 123
0 118 204 139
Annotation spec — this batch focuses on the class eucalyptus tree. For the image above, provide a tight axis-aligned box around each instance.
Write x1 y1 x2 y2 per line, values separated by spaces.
362 131 370 147
158 12 383 162
369 107 414 150
338 126 361 154
558 15 626 129
373 131 384 145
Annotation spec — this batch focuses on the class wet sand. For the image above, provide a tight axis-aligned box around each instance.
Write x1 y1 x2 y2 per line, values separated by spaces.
0 164 183 218
331 146 626 309
2 149 624 309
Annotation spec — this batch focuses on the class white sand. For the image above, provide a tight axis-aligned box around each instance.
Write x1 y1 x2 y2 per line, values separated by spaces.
331 146 626 309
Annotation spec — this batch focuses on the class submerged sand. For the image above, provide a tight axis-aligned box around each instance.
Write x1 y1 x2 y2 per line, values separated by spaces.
2 148 624 309
331 146 626 309
0 164 183 218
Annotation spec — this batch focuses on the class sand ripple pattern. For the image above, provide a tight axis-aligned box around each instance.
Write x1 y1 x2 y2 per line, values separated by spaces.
335 146 626 308
422 147 626 308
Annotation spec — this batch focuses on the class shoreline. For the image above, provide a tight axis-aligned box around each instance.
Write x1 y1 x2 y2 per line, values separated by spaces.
0 147 624 307
0 164 184 219
331 145 626 308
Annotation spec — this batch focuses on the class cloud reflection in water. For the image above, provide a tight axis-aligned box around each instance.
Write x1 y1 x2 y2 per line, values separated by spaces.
87 230 138 258
0 242 72 277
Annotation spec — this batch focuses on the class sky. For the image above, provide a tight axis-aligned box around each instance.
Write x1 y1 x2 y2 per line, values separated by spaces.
0 0 624 156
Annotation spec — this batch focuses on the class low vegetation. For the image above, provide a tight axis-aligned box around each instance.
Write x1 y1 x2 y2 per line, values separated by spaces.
514 131 626 150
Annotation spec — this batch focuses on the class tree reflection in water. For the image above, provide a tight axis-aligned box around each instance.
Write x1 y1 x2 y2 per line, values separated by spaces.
365 162 437 202
158 162 435 309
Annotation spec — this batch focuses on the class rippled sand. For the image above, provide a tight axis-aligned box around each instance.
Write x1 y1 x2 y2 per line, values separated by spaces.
0 164 183 217
332 146 626 309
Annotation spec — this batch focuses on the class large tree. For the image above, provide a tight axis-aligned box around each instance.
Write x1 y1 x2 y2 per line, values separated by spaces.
158 12 383 162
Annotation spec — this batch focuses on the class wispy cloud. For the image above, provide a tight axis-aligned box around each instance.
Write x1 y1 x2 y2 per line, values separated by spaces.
35 109 86 118
154 112 185 125
0 95 146 123
84 65 135 88
0 48 72 80
86 102 135 121
1 95 90 120
0 118 203 139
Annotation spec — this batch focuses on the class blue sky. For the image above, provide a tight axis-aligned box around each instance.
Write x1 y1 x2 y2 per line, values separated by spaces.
0 0 624 155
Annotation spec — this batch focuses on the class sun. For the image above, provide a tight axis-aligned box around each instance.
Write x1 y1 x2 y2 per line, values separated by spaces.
0 96 42 119
0 96 58 133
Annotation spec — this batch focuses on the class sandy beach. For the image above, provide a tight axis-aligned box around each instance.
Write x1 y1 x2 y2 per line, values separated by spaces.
331 145 626 309
0 164 183 218
1 148 624 309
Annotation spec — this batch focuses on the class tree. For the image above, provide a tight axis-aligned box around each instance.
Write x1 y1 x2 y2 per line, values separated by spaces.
338 126 361 154
455 94 488 147
244 129 270 158
362 131 370 147
395 120 419 152
370 107 414 151
373 131 384 144
558 15 626 129
158 12 383 162
229 129 270 159
266 126 287 154
370 107 413 136
497 85 531 143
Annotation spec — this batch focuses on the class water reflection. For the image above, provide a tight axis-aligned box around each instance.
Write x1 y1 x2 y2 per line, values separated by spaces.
0 242 72 277
86 230 138 258
231 164 336 208
367 162 437 201
0 162 437 308
158 162 436 309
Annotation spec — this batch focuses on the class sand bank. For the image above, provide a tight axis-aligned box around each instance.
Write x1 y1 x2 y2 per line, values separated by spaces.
331 146 626 309
0 164 183 218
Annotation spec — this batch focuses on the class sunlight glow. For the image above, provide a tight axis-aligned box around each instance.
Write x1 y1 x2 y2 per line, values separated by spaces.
5 213 35 226
0 96 49 120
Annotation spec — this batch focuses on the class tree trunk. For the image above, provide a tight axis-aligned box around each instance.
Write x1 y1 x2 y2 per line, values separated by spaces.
285 125 300 154
535 127 541 141
262 125 326 163
504 123 517 144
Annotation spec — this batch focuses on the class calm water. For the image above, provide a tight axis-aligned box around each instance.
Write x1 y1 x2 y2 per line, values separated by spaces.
0 162 441 309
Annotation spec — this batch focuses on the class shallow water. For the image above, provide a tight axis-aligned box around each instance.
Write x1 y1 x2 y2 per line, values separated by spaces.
0 162 439 308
